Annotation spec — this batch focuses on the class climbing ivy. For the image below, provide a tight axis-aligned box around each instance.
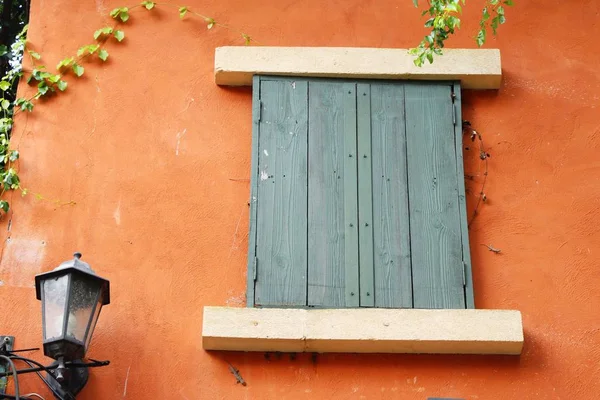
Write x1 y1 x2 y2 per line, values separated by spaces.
0 0 510 215
0 2 255 215
410 0 514 66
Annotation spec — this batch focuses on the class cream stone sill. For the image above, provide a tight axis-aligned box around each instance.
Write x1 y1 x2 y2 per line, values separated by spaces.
214 47 502 89
202 307 523 355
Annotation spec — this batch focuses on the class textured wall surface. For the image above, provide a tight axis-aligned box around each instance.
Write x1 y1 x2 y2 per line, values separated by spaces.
1 0 599 398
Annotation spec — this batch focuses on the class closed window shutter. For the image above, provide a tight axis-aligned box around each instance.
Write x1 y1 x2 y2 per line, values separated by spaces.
404 83 467 309
249 77 474 310
254 78 309 307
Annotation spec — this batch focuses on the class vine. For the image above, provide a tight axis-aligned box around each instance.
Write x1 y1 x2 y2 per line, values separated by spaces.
462 120 490 227
0 1 255 215
410 0 513 66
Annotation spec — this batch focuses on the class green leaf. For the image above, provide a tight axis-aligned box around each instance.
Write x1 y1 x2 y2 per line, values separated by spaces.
57 80 68 91
47 74 61 83
412 0 418 6
504 0 514 5
9 150 19 162
120 10 130 22
426 52 434 64
0 45 7 57
179 6 188 18
110 7 129 22
31 68 50 81
94 27 113 40
37 82 49 95
16 98 33 112
98 49 109 61
242 33 251 45
56 57 74 70
205 17 215 29
476 29 486 47
28 50 41 60
73 64 84 77
19 24 29 36
446 3 458 12
142 1 155 9
491 16 499 34
482 7 490 21
1 100 10 110
0 200 10 213
77 45 99 57
114 30 125 42
0 81 10 91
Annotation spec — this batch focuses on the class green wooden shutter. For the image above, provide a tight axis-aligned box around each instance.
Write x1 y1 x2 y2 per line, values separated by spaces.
253 78 309 307
404 82 467 309
249 77 474 310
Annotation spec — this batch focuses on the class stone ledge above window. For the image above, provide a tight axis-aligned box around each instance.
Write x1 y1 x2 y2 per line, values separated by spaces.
214 47 502 89
202 307 523 355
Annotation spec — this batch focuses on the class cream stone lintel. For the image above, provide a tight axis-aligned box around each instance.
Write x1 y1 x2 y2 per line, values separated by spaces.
214 47 502 89
202 307 523 355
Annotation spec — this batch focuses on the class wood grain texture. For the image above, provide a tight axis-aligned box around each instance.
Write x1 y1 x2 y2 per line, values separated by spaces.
452 82 475 309
246 75 261 307
405 83 465 309
308 81 358 307
370 83 413 308
254 78 309 306
357 83 375 307
342 83 360 307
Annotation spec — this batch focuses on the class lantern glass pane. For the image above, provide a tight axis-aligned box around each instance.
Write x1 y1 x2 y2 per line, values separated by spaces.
43 275 68 340
85 292 104 349
66 277 99 342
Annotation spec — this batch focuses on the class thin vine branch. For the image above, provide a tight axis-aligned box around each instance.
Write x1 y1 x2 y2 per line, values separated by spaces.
0 1 256 215
463 120 489 227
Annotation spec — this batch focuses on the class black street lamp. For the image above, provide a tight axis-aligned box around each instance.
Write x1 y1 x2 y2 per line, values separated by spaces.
0 253 111 399
35 253 110 362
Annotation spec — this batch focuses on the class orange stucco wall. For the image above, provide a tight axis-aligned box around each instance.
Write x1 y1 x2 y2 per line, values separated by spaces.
1 0 599 398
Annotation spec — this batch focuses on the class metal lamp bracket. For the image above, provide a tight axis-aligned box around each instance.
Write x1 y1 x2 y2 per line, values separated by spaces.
0 336 15 395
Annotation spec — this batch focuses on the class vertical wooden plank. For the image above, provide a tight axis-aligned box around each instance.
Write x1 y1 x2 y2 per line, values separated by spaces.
453 82 475 309
246 75 261 307
405 83 465 309
343 84 360 307
308 81 359 307
254 78 308 307
370 83 413 308
357 83 375 307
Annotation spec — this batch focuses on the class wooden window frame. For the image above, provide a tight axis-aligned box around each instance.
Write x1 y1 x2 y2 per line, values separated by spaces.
202 48 523 355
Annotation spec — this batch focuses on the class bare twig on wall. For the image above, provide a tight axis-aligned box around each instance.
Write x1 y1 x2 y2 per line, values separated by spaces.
462 120 489 227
